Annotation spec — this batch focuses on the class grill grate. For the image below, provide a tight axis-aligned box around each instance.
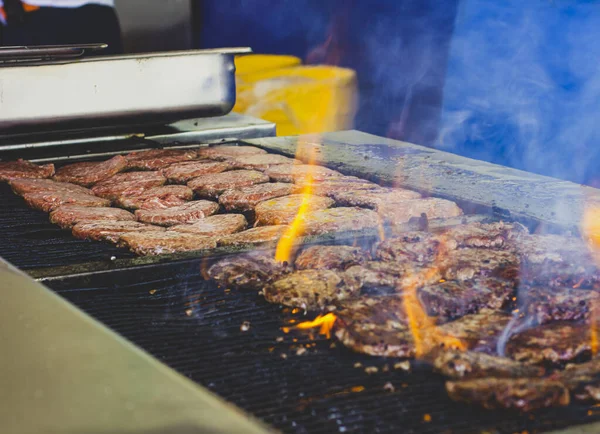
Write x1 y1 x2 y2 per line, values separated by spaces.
47 258 600 434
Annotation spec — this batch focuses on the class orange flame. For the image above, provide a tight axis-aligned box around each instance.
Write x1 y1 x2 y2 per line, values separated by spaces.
583 205 600 355
296 313 338 339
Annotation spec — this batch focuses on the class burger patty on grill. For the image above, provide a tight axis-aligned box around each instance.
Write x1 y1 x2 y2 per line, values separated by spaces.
228 154 301 171
169 214 247 236
115 185 194 210
291 176 380 198
0 159 55 182
428 349 545 379
124 149 196 170
555 358 600 403
196 145 267 161
254 194 334 226
72 220 164 243
11 178 93 196
520 286 600 325
417 278 515 323
263 269 362 311
22 190 111 213
445 378 569 412
49 205 135 229
332 188 422 208
162 160 233 184
301 207 382 235
440 221 528 250
135 200 219 226
377 198 463 224
218 182 294 212
217 225 288 247
188 170 270 198
295 245 369 271
53 155 127 187
264 164 343 183
118 231 217 256
439 248 520 282
344 261 438 293
506 322 593 365
376 232 447 264
207 251 292 290
91 171 167 200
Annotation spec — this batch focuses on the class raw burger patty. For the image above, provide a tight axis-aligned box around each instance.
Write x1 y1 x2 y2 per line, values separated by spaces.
218 182 294 212
162 160 232 183
135 201 219 226
10 178 92 196
53 155 127 187
265 164 343 183
91 171 166 200
506 322 593 365
445 378 569 412
22 190 111 213
72 220 164 243
125 149 196 170
0 159 55 182
196 145 267 161
378 198 463 224
333 188 422 208
334 295 417 358
254 194 334 226
188 170 269 198
50 205 135 229
301 207 381 235
229 154 301 171
429 349 545 379
291 176 380 197
295 245 369 271
217 225 288 247
119 231 217 256
263 269 361 311
207 251 292 290
169 214 247 236
115 185 194 210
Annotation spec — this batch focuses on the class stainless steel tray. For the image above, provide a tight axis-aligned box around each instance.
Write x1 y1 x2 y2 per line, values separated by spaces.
0 47 252 134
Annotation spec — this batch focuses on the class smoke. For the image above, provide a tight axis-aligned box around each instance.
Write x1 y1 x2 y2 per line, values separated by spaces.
437 0 600 185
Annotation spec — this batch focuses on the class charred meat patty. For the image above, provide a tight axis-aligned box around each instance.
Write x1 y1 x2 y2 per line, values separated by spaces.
294 245 369 271
520 286 600 325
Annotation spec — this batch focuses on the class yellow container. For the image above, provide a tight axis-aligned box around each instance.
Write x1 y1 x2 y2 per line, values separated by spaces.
235 54 301 77
234 60 357 136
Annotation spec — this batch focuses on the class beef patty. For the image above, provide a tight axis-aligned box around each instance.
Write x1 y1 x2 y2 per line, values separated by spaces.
119 231 217 256
22 190 111 213
217 225 288 247
0 159 55 182
440 221 528 250
49 205 135 229
555 359 600 403
11 178 92 196
218 182 294 212
294 245 369 271
188 170 269 198
378 198 463 224
332 188 422 209
196 145 267 161
169 214 247 236
301 207 382 236
264 164 343 183
124 149 196 170
228 154 301 171
344 261 437 294
292 176 380 198
520 286 600 325
135 201 219 226
72 220 164 243
254 194 334 226
376 232 448 264
439 248 520 282
53 155 127 187
91 171 166 200
115 185 194 210
162 160 233 184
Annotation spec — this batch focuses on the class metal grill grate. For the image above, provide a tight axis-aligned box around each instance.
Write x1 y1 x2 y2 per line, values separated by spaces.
46 258 600 434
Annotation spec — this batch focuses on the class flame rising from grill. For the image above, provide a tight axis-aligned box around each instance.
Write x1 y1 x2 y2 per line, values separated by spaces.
583 206 600 355
296 313 338 339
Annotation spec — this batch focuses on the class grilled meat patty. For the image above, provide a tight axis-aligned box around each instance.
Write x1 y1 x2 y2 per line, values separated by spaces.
196 145 267 161
218 182 294 212
228 154 301 171
72 220 163 243
91 171 166 200
264 164 343 183
418 278 515 323
445 378 569 412
254 194 334 226
188 170 270 198
0 159 55 182
555 359 600 403
301 207 382 236
169 214 247 236
135 200 219 226
292 176 380 198
440 248 520 282
332 188 422 209
520 286 600 325
334 295 417 358
115 185 194 210
506 322 593 365
440 221 528 250
119 231 217 256
428 349 545 379
53 155 127 187
378 198 463 224
162 160 233 184
217 225 288 247
263 269 362 311
124 149 196 170
22 190 111 213
208 251 292 290
11 178 93 196
295 245 369 271
376 232 447 264
50 205 135 229
344 260 438 294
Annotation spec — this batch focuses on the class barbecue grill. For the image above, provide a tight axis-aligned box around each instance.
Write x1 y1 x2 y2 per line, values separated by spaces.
1 48 599 434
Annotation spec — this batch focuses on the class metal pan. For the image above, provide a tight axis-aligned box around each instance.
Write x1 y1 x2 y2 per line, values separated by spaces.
0 48 252 135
